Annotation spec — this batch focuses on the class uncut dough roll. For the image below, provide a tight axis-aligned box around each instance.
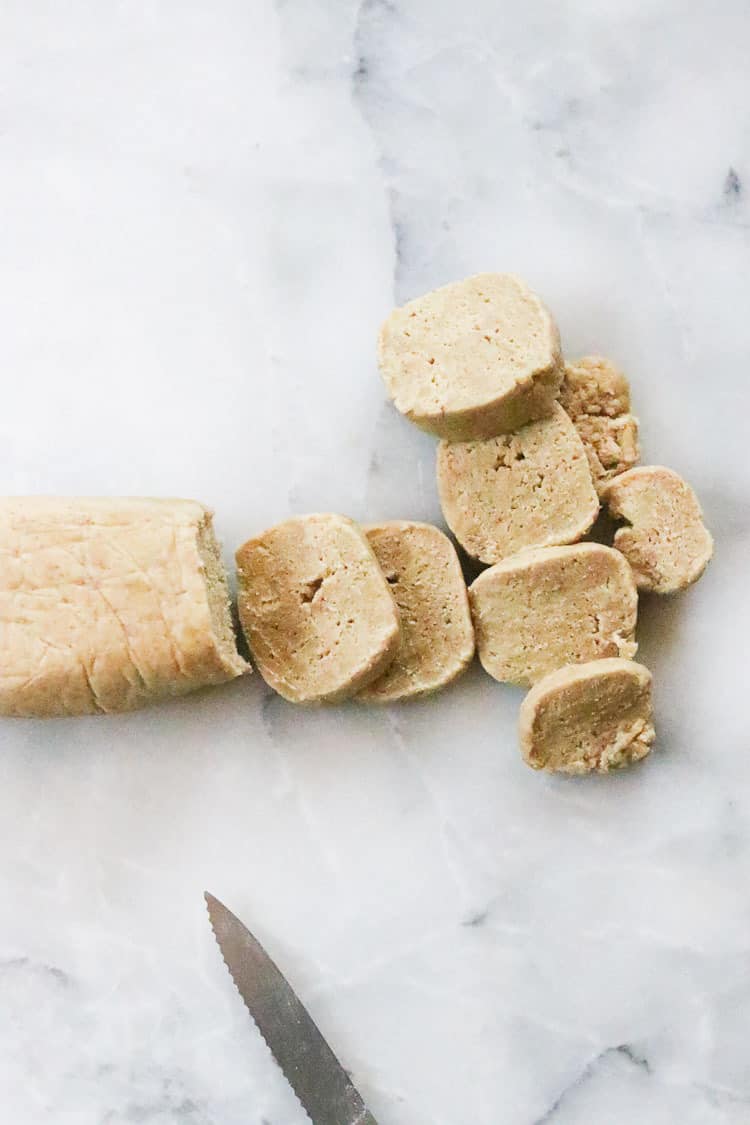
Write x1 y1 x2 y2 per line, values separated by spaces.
519 658 655 774
358 521 475 702
378 273 563 441
560 355 639 493
235 514 401 704
601 466 713 594
470 544 637 687
437 404 599 564
0 497 248 717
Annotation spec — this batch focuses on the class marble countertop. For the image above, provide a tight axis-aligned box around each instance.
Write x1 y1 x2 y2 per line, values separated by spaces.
2 2 749 1122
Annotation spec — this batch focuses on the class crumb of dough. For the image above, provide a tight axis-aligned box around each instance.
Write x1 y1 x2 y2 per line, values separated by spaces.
560 355 640 493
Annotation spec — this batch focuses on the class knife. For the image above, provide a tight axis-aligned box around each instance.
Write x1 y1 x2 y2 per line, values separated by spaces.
205 892 379 1125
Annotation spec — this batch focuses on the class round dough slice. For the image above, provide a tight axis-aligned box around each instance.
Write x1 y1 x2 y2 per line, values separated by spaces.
357 521 475 702
236 514 401 703
519 658 655 774
470 544 637 687
601 466 713 594
560 355 639 493
436 403 599 564
378 273 563 441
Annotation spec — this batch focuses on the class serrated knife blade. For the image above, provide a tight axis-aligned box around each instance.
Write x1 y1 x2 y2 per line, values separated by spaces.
204 892 378 1125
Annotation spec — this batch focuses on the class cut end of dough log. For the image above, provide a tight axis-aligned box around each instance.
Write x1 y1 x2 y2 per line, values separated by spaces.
0 497 249 718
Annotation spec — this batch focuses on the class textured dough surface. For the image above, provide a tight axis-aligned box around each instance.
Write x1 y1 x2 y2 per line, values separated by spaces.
560 356 639 493
470 544 637 686
0 497 248 717
358 521 475 702
379 273 563 440
519 658 654 774
236 514 401 703
602 466 713 593
437 404 599 564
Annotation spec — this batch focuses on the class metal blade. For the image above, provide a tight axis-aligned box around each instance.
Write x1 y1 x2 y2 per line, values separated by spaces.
204 892 378 1125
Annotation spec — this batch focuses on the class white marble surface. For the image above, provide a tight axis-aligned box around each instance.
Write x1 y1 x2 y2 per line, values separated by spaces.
1 2 749 1122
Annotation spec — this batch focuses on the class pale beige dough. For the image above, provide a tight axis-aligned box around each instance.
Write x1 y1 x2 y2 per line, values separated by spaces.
236 514 400 703
436 403 599 564
378 273 563 441
470 544 637 687
357 521 475 702
0 497 248 717
560 355 639 493
519 658 655 774
601 466 713 593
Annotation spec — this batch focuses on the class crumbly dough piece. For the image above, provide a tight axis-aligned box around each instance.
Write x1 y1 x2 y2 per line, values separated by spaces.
378 273 563 441
519 658 655 774
357 521 475 702
436 404 599 564
236 514 400 703
560 356 639 493
601 466 713 594
0 497 248 717
470 544 637 687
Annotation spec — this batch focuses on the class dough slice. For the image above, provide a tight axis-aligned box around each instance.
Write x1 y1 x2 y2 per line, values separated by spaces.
236 514 400 703
470 544 637 686
0 497 248 717
378 273 563 441
560 355 639 493
358 521 475 702
601 466 713 593
436 403 599 564
519 658 654 774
